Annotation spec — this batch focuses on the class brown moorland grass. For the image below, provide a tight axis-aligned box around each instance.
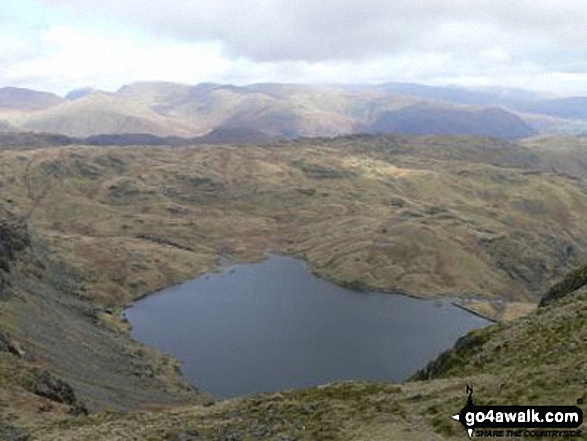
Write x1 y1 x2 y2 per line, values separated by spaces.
0 135 585 311
1 134 587 439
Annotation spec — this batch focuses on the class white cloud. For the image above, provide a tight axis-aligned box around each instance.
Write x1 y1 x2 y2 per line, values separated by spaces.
2 1 587 95
3 26 232 93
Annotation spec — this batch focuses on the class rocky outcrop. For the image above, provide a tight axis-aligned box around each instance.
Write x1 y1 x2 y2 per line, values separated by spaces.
0 332 25 357
32 370 88 415
539 263 587 307
411 331 490 381
0 206 30 300
0 209 30 271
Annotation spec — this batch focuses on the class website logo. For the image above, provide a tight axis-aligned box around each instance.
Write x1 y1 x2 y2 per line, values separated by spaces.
450 385 583 438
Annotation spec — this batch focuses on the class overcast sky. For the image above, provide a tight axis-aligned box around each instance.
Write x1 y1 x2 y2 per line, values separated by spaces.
2 0 587 95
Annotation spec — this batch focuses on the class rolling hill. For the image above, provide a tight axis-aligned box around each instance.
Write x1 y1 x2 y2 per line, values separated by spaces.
370 104 535 139
0 87 63 112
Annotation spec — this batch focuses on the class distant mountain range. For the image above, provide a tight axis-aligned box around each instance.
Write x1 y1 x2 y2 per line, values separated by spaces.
1 81 587 140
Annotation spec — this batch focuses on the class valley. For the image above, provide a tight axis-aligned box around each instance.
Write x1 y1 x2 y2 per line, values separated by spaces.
0 133 586 439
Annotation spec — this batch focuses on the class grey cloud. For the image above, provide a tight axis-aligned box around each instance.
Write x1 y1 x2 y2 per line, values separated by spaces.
36 1 587 61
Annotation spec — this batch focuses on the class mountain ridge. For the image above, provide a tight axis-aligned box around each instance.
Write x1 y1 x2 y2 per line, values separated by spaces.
0 82 560 139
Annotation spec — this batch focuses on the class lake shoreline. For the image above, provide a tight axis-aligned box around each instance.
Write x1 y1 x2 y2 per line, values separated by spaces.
124 254 491 398
124 251 504 316
451 301 498 322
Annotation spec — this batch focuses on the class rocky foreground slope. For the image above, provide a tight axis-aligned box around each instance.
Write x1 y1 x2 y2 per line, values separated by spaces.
0 205 205 440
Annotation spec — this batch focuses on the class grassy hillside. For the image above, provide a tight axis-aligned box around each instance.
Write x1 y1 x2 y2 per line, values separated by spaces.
0 135 585 311
16 93 197 138
522 136 587 179
0 134 586 439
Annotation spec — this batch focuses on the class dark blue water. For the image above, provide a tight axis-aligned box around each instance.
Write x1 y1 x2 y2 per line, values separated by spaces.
125 254 489 398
